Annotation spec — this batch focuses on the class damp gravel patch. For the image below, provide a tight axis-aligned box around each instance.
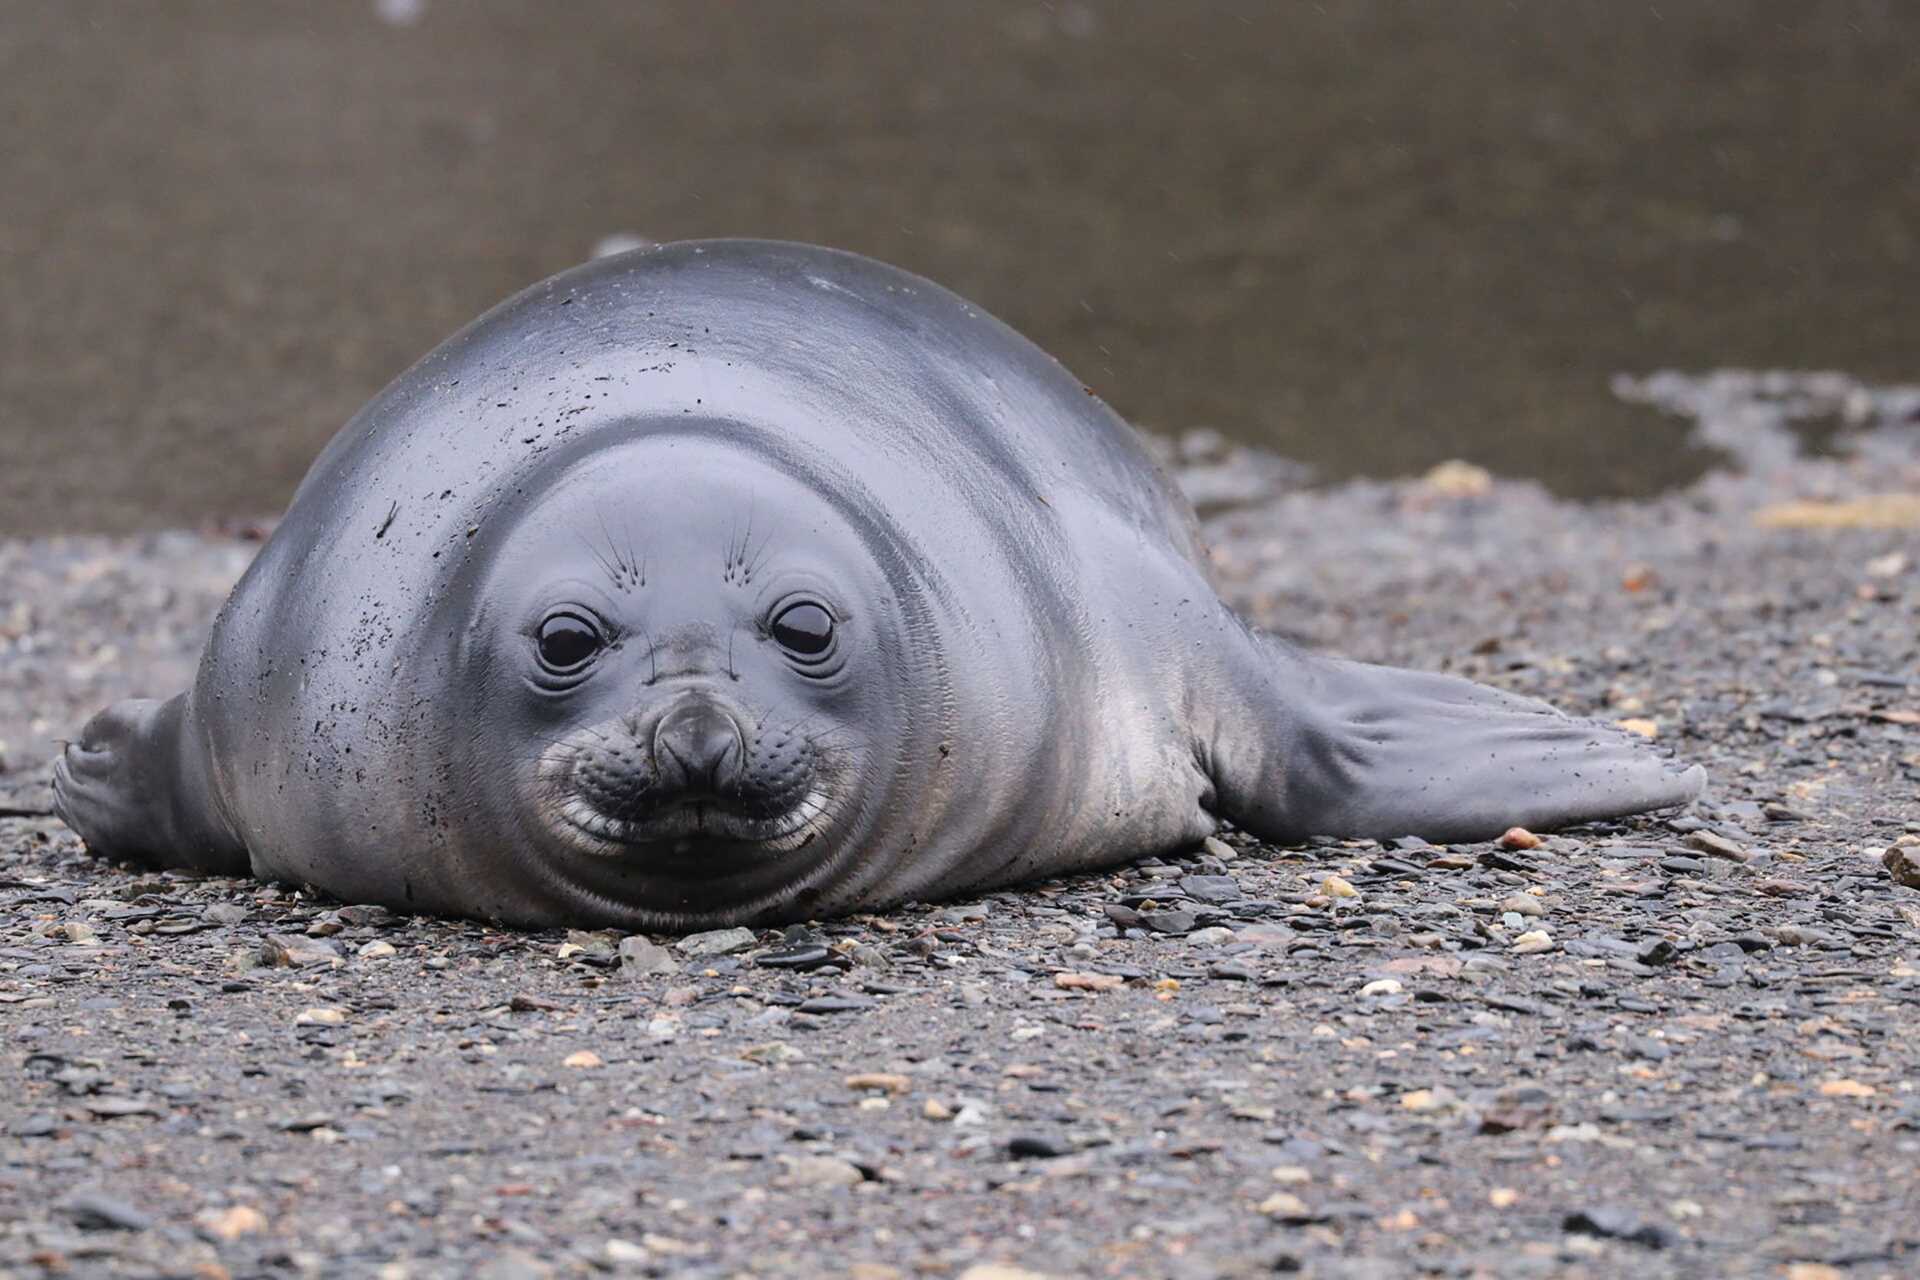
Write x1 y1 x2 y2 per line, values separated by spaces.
1 372 1917 1278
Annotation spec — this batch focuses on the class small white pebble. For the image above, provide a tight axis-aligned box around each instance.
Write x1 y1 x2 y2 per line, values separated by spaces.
294 1006 348 1026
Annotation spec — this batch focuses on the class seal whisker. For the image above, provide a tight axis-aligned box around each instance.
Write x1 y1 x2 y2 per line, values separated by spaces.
810 745 870 769
537 720 620 749
787 785 858 853
741 497 779 583
635 625 659 685
594 509 641 589
808 741 871 766
802 723 872 752
576 531 624 590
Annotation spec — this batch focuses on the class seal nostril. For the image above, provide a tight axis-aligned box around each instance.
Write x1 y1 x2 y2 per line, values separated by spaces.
653 700 747 792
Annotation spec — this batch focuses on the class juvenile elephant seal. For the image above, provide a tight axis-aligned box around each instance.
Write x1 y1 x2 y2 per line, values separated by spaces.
53 240 1704 929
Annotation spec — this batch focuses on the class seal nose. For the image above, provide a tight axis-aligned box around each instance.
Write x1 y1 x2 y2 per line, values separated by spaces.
653 699 746 792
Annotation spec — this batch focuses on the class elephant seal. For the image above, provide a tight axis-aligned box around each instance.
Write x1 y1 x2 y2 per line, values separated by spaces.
52 240 1704 930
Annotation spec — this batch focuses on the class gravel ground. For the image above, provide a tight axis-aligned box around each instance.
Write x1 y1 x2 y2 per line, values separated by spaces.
2 372 1918 1279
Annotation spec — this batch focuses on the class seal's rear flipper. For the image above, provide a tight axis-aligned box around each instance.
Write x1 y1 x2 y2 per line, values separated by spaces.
1207 639 1705 844
51 694 249 875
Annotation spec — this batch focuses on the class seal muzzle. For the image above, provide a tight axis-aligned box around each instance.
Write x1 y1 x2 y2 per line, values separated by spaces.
652 698 747 792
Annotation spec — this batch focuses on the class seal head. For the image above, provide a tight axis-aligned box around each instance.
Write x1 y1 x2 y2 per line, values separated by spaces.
447 435 903 923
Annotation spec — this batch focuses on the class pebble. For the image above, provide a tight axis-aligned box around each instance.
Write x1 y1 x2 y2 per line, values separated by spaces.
1257 1191 1312 1218
754 943 835 971
781 1155 865 1188
1139 909 1197 934
796 995 876 1014
1497 894 1546 918
357 940 397 960
1180 874 1241 903
557 931 611 960
196 1204 269 1241
845 1072 912 1094
1510 930 1554 954
1422 458 1492 497
294 1006 347 1026
1479 1086 1556 1133
1817 1078 1875 1099
1882 845 1920 889
1358 978 1402 997
1007 1134 1073 1159
604 1240 651 1265
1202 835 1238 861
1685 830 1750 862
675 927 756 957
1755 878 1811 897
618 935 678 975
739 1042 804 1064
1398 1088 1454 1113
1321 875 1358 899
269 934 344 968
1497 827 1542 850
60 1190 153 1232
1635 938 1677 966
1186 926 1236 946
1562 1206 1673 1250
1054 971 1124 992
563 1050 604 1069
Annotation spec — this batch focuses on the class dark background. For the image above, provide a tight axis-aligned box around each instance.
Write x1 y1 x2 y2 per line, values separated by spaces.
3 0 1917 533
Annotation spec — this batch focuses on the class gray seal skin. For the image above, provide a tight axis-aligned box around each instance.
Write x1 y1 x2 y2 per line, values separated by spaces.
51 239 1705 930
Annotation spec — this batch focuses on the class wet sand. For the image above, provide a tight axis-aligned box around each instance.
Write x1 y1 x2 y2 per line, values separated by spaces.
5 1 1920 533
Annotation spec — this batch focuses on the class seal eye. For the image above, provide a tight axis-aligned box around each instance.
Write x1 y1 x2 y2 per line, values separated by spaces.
770 602 834 657
536 612 603 672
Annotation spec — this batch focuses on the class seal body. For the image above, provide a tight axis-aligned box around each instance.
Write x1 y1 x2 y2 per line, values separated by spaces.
53 240 1703 929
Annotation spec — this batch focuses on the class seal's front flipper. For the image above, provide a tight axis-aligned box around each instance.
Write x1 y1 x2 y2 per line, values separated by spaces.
51 694 248 875
1207 638 1705 844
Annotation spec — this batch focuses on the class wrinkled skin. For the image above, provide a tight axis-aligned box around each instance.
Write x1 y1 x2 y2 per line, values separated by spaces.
53 240 1704 930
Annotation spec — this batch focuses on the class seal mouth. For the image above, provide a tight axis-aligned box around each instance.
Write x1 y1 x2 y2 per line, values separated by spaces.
555 790 835 859
529 698 863 905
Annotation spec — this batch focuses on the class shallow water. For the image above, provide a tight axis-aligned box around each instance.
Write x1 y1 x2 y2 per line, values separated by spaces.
2 1 1917 533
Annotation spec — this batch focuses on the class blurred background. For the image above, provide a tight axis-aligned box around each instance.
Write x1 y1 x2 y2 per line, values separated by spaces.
2 0 1916 534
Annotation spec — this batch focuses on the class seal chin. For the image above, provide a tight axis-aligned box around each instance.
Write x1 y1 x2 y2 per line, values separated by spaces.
553 789 837 862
